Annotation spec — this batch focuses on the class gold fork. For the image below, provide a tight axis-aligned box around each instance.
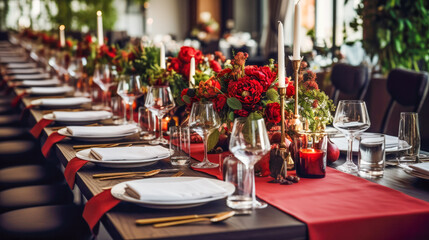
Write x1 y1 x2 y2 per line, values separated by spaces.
171 171 184 177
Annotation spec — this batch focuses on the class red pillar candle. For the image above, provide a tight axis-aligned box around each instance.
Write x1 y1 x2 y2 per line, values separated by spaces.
297 148 326 178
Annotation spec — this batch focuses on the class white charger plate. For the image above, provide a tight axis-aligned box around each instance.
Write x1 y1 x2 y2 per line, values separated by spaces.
76 148 170 168
57 127 138 142
330 134 405 154
111 177 235 209
43 112 112 125
403 169 429 180
29 86 74 96
31 98 91 108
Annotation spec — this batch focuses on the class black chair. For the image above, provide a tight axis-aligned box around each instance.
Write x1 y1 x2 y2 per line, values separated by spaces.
330 63 370 105
0 183 73 213
381 68 429 134
0 204 91 240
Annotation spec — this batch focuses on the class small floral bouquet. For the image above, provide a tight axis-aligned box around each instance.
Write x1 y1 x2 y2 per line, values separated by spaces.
96 44 117 65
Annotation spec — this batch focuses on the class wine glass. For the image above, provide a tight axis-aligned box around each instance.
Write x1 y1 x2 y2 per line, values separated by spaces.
333 100 371 173
144 86 176 144
188 102 221 169
93 63 114 110
229 117 271 208
117 75 144 125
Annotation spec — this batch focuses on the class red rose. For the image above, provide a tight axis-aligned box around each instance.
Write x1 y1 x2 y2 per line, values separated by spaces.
178 46 202 63
209 60 222 73
218 68 232 78
245 66 277 91
265 102 281 124
84 34 92 43
312 100 319 108
227 76 263 110
286 82 295 97
234 109 249 117
182 63 190 79
168 57 181 72
212 94 227 112
198 77 221 98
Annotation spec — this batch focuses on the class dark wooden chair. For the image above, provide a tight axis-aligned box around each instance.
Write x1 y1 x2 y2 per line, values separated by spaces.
330 63 370 106
381 68 429 134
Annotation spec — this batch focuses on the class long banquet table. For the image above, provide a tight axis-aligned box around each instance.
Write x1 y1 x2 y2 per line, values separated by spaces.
9 83 429 239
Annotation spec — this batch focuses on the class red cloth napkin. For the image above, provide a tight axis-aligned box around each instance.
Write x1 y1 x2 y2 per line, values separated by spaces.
11 91 27 107
82 189 121 233
64 157 89 189
29 118 53 138
41 132 66 157
189 143 429 240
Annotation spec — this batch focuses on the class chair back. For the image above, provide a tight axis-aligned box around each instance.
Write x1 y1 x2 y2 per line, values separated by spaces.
381 68 429 133
330 63 370 105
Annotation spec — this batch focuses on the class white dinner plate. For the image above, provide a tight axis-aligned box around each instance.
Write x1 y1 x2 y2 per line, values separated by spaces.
111 177 235 209
330 134 405 154
31 98 91 108
43 112 112 125
403 169 429 180
29 86 74 96
57 127 138 142
76 148 170 168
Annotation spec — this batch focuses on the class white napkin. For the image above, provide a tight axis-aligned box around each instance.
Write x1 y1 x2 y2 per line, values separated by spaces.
52 111 112 121
90 146 170 161
0 57 27 63
409 162 429 176
29 86 73 95
21 79 61 87
7 68 43 75
125 178 227 202
66 125 139 137
13 73 50 80
32 97 91 106
6 63 37 69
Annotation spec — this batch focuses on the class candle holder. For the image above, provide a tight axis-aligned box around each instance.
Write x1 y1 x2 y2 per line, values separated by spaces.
291 131 327 178
288 56 304 132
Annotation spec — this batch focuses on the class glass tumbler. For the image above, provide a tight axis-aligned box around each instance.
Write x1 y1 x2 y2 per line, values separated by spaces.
398 112 420 163
138 106 157 140
358 134 385 178
223 155 253 210
169 126 191 166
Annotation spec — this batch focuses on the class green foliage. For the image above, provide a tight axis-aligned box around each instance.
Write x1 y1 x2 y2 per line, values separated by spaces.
352 0 429 72
207 130 220 151
226 97 242 110
44 0 117 31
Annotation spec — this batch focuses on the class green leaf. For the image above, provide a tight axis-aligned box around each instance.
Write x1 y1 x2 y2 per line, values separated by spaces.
248 112 263 120
394 39 403 54
182 95 191 104
266 88 279 101
207 130 220 151
228 111 235 121
227 97 242 110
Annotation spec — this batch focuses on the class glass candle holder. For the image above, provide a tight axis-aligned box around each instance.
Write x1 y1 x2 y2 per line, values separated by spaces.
292 131 327 178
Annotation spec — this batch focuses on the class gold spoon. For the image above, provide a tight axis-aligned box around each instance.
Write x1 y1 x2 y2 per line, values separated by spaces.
153 211 235 228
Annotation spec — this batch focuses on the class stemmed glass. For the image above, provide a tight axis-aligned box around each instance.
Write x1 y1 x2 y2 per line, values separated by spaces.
93 63 114 110
144 86 176 144
229 117 271 208
188 102 221 169
333 100 371 173
117 75 144 125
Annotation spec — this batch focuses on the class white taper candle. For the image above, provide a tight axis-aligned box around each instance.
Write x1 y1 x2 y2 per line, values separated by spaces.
97 11 104 46
278 21 286 88
189 56 195 87
59 25 65 48
160 43 166 69
292 1 301 60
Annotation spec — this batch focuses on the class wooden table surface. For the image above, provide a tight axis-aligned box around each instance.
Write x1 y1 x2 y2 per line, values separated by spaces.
18 90 429 240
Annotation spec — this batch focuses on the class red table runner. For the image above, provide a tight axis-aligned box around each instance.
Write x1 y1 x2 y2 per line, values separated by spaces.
189 143 429 240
